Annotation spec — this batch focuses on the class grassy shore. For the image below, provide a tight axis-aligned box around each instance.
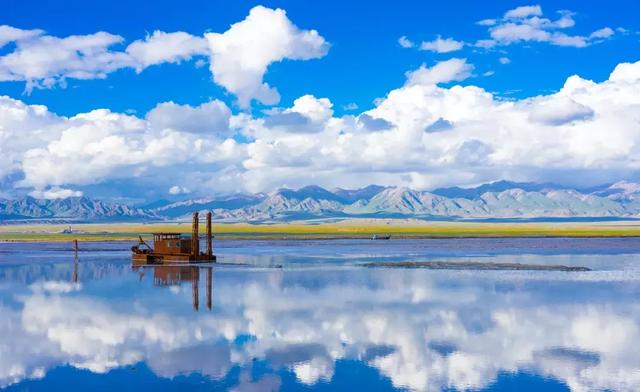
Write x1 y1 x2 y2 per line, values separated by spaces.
1 219 640 242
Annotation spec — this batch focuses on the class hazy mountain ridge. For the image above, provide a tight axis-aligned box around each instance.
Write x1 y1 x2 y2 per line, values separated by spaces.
2 182 640 222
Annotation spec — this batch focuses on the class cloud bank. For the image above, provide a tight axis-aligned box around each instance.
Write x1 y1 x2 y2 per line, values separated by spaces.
1 58 640 198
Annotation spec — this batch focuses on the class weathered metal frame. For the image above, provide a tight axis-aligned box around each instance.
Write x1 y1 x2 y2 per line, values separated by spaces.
132 212 216 264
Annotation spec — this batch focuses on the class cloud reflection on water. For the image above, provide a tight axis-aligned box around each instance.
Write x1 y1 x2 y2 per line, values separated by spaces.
0 251 639 391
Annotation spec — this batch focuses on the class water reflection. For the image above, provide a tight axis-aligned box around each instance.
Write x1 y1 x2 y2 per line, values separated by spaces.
134 266 214 311
0 240 639 391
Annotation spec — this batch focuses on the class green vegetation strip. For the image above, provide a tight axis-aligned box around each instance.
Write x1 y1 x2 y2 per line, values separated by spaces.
1 221 640 242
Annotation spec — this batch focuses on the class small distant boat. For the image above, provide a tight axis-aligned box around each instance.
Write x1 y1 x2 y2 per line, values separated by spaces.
371 234 391 240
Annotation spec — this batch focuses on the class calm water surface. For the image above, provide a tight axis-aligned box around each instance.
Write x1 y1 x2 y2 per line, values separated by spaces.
0 238 639 391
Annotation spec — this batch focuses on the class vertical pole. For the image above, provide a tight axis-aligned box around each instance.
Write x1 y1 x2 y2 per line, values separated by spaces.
191 212 199 260
206 212 212 258
72 261 78 283
72 239 78 283
206 267 212 310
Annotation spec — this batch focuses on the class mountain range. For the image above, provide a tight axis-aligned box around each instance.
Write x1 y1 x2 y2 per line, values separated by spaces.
2 181 640 222
0 197 154 222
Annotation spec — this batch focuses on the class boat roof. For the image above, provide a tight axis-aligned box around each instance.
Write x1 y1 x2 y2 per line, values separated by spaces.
151 233 183 239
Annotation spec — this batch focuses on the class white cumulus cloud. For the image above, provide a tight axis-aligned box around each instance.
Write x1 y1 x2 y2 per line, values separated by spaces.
589 27 615 40
29 187 84 199
528 96 595 125
0 28 210 93
0 25 43 48
205 6 329 108
504 5 543 19
405 58 474 86
419 36 464 53
476 5 616 49
398 36 415 48
0 98 243 196
146 99 232 135
125 31 208 72
168 186 190 195
0 31 130 92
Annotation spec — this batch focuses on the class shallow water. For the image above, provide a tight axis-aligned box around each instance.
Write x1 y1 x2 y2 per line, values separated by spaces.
0 238 639 391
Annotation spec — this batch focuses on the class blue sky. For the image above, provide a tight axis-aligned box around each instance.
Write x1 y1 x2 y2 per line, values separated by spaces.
0 0 639 202
3 0 637 116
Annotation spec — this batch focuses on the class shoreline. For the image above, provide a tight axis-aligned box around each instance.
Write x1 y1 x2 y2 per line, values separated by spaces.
3 233 640 243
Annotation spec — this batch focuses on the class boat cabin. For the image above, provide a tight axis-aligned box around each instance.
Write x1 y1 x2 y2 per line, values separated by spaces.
152 233 193 255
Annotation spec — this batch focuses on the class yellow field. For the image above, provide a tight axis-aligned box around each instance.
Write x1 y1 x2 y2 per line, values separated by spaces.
1 219 640 242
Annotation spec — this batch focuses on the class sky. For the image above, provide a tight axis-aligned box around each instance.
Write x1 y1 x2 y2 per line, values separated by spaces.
0 0 639 203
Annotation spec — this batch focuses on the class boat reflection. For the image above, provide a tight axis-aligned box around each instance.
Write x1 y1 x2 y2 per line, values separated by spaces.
69 247 213 311
134 265 213 311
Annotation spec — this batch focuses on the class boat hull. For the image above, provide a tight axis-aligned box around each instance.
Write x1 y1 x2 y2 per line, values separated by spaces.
132 252 216 266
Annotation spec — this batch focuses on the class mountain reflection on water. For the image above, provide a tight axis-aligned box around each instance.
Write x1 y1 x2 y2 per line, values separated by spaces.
0 239 639 391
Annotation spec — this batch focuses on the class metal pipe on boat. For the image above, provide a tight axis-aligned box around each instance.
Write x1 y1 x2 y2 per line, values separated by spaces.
191 212 199 260
206 212 213 258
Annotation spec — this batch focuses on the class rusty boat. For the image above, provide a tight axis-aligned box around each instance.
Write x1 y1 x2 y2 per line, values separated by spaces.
131 212 216 264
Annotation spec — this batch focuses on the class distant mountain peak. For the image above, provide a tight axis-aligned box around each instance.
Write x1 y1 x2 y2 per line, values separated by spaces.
332 184 387 203
609 180 640 192
593 180 640 202
431 180 568 200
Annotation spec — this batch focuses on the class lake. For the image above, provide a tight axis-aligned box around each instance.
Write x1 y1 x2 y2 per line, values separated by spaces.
0 238 639 391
